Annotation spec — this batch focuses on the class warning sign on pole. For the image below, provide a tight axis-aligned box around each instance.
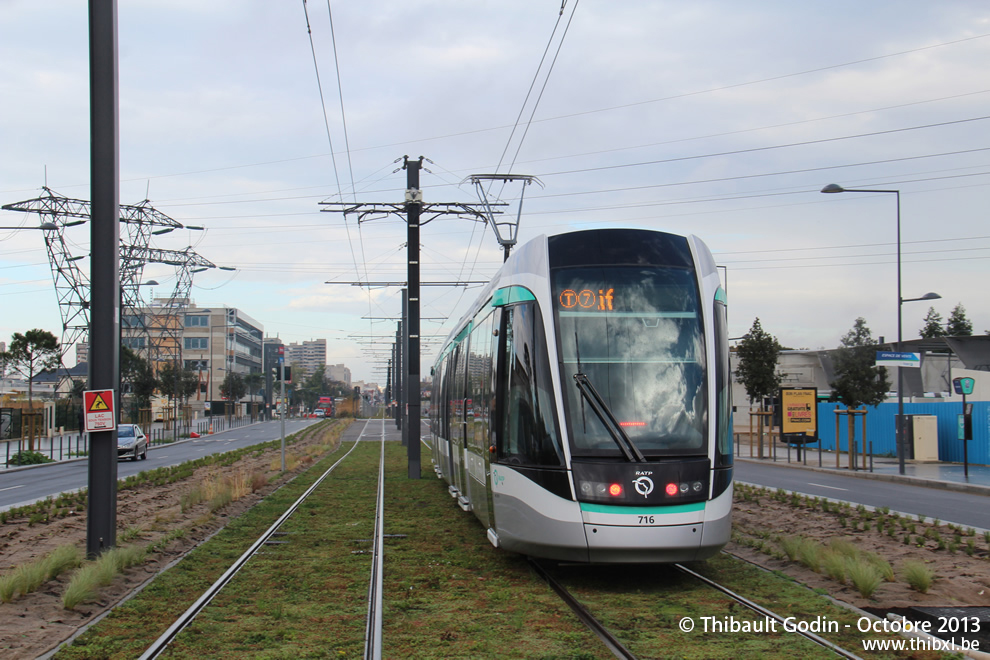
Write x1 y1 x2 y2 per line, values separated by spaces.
84 389 116 432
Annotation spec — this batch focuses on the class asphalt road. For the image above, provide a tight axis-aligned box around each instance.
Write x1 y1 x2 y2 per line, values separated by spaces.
0 418 319 511
735 459 990 531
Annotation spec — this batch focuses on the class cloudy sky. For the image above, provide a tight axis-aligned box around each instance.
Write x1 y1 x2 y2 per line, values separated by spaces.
2 1 988 383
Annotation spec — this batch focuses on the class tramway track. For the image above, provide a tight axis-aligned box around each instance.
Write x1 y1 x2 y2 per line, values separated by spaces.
137 419 387 660
531 559 863 660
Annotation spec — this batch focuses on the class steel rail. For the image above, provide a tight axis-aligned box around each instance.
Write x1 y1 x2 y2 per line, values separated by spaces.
534 557 862 660
364 418 387 659
674 563 863 660
528 559 638 660
137 429 364 660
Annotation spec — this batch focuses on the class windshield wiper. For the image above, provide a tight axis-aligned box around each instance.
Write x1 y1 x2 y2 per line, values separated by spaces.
572 373 646 463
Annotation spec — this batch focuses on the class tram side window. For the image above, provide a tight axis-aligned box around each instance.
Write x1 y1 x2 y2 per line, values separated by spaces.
431 360 443 437
714 299 732 466
446 348 465 444
498 303 563 467
436 355 449 442
467 312 495 452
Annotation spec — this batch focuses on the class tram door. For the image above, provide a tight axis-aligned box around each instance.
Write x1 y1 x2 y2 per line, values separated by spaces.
449 344 469 500
464 309 497 529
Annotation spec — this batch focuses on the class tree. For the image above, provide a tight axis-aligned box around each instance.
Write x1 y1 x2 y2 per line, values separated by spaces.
735 318 781 408
829 318 890 467
243 371 264 418
219 372 246 418
0 329 60 450
830 318 890 409
946 303 973 336
243 372 264 400
734 318 781 459
158 362 198 403
918 307 946 339
299 366 327 411
120 345 157 422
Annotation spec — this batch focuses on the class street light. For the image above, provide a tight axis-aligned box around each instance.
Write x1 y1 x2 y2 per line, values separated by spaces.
821 184 940 475
0 222 58 230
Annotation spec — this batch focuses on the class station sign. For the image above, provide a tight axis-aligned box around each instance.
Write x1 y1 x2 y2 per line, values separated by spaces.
953 377 975 396
875 351 921 368
84 389 116 432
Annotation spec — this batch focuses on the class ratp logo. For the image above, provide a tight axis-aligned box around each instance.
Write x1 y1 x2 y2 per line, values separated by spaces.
632 476 654 498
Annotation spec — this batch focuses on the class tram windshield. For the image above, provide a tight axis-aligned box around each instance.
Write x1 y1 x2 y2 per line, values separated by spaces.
553 266 707 457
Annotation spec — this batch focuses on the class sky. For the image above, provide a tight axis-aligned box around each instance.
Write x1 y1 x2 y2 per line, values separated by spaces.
1 1 989 384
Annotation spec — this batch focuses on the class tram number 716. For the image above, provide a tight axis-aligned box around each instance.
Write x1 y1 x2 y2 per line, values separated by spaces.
638 515 655 525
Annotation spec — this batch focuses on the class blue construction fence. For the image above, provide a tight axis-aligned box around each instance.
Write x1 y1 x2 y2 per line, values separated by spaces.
809 401 990 465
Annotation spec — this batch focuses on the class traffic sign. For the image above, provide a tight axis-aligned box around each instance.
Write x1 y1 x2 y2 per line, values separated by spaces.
83 389 116 432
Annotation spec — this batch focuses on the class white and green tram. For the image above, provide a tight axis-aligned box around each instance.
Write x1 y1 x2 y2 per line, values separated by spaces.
429 228 732 563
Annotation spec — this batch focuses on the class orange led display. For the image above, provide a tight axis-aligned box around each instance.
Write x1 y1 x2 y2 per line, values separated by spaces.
558 288 614 310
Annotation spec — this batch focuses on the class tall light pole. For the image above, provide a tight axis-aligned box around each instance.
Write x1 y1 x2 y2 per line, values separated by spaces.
821 184 940 474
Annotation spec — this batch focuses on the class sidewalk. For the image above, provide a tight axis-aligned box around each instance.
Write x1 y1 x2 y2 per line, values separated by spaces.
736 436 990 496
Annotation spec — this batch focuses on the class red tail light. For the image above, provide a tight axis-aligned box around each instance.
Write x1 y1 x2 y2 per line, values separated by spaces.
608 483 623 497
665 483 679 496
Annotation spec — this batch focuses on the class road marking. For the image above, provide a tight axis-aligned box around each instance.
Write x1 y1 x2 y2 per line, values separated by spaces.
808 482 847 491
0 485 25 493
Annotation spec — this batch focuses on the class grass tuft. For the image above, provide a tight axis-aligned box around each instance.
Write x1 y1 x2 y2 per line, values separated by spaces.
902 560 935 593
822 551 847 584
0 543 83 603
846 558 883 598
63 544 147 610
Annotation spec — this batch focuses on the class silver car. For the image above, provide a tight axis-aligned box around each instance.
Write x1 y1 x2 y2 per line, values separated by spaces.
117 424 149 461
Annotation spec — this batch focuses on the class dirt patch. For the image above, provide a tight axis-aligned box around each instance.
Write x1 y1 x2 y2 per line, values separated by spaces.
731 484 990 612
0 422 347 660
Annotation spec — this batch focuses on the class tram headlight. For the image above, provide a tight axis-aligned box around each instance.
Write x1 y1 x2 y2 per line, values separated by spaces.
578 481 625 500
692 481 703 492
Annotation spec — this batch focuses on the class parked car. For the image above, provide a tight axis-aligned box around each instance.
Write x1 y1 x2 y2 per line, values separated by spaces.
117 424 148 461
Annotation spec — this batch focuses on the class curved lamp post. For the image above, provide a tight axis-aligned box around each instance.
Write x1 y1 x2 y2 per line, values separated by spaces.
821 184 941 474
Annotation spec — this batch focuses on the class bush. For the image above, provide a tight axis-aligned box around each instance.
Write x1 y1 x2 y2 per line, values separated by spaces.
8 450 53 466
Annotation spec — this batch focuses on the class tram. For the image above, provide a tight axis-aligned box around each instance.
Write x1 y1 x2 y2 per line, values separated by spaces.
428 228 732 563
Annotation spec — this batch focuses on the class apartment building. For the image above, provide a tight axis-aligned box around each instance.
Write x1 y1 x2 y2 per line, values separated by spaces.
121 299 264 416
284 339 326 381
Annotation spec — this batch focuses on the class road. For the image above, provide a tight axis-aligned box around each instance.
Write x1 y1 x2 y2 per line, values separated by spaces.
0 418 318 511
735 459 990 531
